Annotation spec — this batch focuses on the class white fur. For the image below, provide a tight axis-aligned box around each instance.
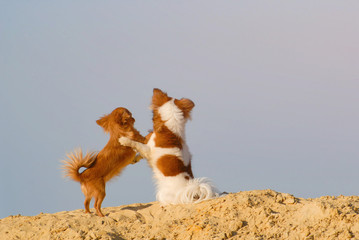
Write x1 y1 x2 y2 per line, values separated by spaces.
156 174 219 204
158 99 186 138
118 97 219 204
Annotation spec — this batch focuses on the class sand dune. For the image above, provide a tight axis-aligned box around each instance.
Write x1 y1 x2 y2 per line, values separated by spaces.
1 190 359 239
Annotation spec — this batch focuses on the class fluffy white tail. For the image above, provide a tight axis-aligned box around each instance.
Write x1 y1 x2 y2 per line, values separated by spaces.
179 178 220 203
156 176 220 204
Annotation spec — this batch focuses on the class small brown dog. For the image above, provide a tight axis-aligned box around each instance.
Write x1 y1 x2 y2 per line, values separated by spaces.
62 107 145 217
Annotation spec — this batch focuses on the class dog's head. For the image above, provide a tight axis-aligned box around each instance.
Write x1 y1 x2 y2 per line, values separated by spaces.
96 107 135 136
150 88 195 135
151 88 195 118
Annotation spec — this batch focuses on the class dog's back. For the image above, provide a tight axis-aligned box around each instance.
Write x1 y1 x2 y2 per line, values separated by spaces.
149 89 219 204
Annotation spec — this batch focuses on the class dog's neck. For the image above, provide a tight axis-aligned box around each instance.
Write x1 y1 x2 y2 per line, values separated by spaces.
157 99 187 139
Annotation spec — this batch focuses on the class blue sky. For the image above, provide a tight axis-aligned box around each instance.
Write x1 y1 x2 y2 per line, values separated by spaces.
1 1 358 218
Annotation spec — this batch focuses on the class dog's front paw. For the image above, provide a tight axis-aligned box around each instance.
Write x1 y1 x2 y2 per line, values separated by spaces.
131 154 142 164
119 136 132 146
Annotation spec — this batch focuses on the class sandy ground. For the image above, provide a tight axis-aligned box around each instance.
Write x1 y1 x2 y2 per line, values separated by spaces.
1 190 359 240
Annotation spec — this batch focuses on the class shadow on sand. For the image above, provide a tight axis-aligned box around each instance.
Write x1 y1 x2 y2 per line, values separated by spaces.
121 203 153 212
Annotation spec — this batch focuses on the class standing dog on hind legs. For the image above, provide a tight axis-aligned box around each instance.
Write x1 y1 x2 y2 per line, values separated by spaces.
119 88 220 205
62 107 145 217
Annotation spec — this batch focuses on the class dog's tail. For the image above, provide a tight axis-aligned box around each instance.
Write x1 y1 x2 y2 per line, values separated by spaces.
178 177 220 204
61 148 98 182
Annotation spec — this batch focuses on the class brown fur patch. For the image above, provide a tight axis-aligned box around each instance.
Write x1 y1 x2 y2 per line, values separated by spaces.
145 132 153 144
152 109 166 132
174 98 195 119
156 155 193 177
154 126 182 149
186 162 194 178
151 88 172 109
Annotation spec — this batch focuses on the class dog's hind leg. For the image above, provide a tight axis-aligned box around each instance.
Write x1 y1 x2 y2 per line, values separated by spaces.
94 180 106 217
81 184 92 214
94 192 106 217
84 197 91 214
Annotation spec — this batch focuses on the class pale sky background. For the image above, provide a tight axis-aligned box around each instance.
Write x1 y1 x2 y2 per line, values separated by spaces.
1 1 358 219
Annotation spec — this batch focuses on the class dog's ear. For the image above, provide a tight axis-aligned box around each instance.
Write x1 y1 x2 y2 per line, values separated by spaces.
151 88 171 109
96 114 110 132
116 109 132 126
175 98 195 118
